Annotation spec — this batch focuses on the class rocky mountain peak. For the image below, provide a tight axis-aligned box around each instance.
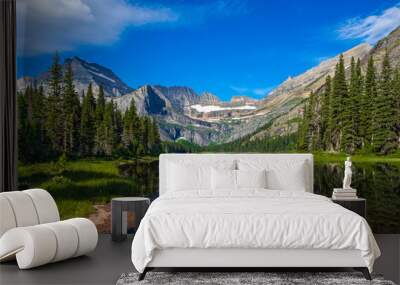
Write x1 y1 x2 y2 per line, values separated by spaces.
65 56 133 97
198 92 220 105
230 95 258 106
17 56 133 98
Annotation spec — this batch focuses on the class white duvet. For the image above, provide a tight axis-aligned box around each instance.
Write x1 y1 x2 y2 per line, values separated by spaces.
131 190 380 273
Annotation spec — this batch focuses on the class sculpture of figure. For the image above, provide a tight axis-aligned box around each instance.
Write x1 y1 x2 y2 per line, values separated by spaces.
343 156 352 189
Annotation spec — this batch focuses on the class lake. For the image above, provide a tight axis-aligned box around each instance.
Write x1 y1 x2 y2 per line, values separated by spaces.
119 160 400 234
314 161 400 234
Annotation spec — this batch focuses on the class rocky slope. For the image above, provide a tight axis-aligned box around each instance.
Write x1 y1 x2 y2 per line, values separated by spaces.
363 25 400 71
113 85 232 145
242 25 400 143
237 43 372 141
17 56 133 97
258 43 372 115
113 84 266 145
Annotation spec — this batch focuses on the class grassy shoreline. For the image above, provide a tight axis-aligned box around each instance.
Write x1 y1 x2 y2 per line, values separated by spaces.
18 157 159 219
313 152 400 164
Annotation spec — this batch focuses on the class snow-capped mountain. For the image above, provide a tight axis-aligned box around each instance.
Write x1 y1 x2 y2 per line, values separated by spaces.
17 56 133 97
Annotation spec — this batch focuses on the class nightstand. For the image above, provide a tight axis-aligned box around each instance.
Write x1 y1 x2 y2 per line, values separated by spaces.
111 197 150 242
331 198 366 218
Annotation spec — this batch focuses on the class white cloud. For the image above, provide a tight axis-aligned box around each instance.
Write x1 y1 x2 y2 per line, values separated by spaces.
230 85 274 97
253 87 272 96
16 0 247 56
338 4 400 43
230 85 249 93
17 0 178 56
177 0 247 24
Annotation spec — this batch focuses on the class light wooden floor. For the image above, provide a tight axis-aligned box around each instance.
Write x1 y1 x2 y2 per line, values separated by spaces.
0 234 398 285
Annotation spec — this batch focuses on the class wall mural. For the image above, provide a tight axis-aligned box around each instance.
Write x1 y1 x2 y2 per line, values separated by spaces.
16 0 400 233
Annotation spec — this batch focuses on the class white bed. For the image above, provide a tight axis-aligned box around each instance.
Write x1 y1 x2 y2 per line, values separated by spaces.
131 154 380 280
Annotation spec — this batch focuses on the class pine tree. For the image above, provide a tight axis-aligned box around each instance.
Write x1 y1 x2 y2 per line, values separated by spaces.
26 86 40 160
46 52 64 153
94 85 106 154
320 75 332 149
102 101 115 156
80 83 96 156
372 52 397 154
297 92 317 152
331 55 347 151
147 117 156 153
26 85 33 123
306 91 318 151
297 102 309 151
62 62 81 155
17 91 29 162
113 102 123 147
360 56 377 148
150 118 161 154
32 85 46 133
141 116 154 154
18 84 52 162
354 58 364 148
393 67 400 147
341 57 357 154
122 99 140 155
32 85 49 159
136 118 145 156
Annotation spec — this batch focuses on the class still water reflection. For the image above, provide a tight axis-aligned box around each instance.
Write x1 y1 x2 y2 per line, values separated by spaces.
119 160 400 234
314 162 400 234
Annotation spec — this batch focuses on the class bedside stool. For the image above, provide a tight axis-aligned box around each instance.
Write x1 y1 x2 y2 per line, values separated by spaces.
331 198 366 218
111 197 150 242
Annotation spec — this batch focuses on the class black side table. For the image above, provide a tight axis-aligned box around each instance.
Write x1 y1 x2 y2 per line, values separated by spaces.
111 197 150 242
331 198 366 218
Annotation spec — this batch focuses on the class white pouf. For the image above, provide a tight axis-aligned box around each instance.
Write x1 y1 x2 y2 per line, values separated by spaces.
0 189 98 269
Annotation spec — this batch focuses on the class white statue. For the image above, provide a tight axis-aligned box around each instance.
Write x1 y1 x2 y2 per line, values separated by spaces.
343 157 352 189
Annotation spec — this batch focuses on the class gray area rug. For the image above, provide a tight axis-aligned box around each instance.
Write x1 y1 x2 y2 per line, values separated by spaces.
116 272 396 285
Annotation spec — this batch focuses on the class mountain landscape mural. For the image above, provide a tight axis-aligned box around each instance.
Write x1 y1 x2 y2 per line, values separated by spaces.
17 27 400 147
16 0 400 234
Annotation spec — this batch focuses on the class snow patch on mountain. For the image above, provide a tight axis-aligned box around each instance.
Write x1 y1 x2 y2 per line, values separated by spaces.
88 70 117 83
190 104 256 113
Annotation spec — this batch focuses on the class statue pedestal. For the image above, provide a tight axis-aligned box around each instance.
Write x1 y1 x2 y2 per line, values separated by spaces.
333 188 357 192
332 188 357 200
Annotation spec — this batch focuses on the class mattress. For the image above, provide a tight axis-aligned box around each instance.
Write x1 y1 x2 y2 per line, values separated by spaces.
131 190 380 273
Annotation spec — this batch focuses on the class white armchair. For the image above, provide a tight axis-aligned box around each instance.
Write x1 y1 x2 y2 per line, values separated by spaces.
0 189 98 269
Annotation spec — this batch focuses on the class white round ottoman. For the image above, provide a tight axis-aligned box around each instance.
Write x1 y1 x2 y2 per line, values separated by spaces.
0 189 98 269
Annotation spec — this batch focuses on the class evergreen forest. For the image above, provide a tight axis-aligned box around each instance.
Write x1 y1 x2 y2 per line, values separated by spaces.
18 53 162 163
298 53 400 155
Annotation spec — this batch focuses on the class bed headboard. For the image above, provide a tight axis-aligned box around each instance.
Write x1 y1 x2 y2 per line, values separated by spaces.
159 153 314 195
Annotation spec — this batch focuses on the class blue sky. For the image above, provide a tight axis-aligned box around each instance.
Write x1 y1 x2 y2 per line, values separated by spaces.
17 0 400 101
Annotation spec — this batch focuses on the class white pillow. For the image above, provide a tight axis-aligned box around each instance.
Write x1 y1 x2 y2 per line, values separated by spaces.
236 169 267 189
167 162 211 191
211 168 236 191
266 161 307 191
238 160 308 191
